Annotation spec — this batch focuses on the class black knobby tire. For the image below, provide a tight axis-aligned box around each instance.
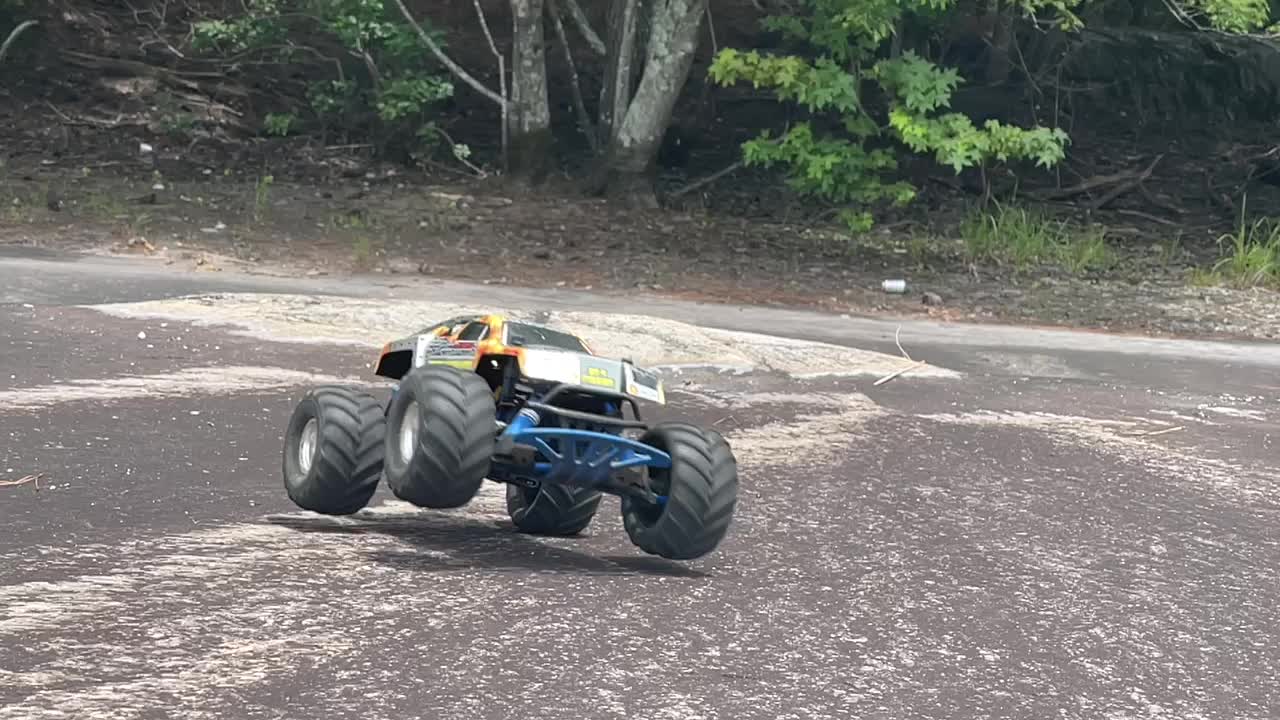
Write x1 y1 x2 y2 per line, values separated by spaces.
383 364 496 509
282 385 387 515
506 482 602 536
621 422 739 560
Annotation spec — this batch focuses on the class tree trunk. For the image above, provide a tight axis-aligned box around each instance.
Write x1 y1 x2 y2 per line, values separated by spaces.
587 0 707 207
984 7 1015 86
597 0 641 147
509 0 553 184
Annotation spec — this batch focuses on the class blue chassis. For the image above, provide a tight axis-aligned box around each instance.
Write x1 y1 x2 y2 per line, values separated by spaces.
391 381 672 505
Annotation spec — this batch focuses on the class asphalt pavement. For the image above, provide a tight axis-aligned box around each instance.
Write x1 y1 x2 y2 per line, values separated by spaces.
1 249 1278 720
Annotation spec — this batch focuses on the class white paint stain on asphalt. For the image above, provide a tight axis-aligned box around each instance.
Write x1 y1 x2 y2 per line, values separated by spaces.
920 409 1279 498
0 365 369 411
83 292 963 380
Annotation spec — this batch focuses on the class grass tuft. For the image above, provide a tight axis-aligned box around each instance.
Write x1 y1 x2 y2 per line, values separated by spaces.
959 202 1112 274
1200 199 1280 288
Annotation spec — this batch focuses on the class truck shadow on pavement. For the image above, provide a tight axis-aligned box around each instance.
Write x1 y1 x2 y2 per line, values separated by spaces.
263 512 710 579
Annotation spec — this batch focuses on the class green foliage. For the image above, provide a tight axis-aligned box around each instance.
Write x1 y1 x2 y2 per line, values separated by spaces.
1179 0 1272 32
710 0 1074 231
263 112 298 136
191 0 453 151
376 76 453 121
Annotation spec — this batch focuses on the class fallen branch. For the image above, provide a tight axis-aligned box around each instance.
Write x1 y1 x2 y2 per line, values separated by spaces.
1137 184 1186 216
1086 154 1163 210
894 324 912 362
59 49 227 86
391 0 506 108
549 0 598 153
1034 156 1161 202
1113 208 1181 227
1121 425 1184 437
873 324 928 385
874 359 928 386
0 472 42 489
669 161 743 198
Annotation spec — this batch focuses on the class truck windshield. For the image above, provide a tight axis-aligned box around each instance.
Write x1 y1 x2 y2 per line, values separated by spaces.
506 322 588 353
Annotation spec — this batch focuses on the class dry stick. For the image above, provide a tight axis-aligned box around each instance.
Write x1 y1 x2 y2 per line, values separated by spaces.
1122 425 1184 437
1114 208 1181 227
669 161 743 198
548 0 598 154
0 473 42 489
875 324 926 386
1034 160 1156 201
471 0 508 169
1137 183 1187 216
1087 154 1163 211
562 0 606 55
874 360 928 387
894 324 912 362
0 19 37 64
392 0 506 108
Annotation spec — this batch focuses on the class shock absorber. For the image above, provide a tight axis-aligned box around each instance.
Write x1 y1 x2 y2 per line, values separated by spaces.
505 407 541 436
495 406 540 462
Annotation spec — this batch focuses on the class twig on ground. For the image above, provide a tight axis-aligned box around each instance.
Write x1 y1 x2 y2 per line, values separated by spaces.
874 324 927 385
894 324 912 362
1113 208 1181 227
874 360 928 386
0 472 42 489
1137 184 1187 216
1122 425 1184 437
1034 156 1162 202
669 161 744 198
1086 154 1163 210
44 102 128 128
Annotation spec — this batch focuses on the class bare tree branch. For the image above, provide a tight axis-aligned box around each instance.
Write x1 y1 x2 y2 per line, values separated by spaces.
472 0 508 167
548 0 598 153
391 0 506 107
562 0 606 55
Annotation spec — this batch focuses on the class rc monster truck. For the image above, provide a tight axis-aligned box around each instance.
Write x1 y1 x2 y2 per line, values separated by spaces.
280 313 739 560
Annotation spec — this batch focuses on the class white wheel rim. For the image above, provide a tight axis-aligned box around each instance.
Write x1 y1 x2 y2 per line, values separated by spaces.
298 418 318 474
398 400 420 464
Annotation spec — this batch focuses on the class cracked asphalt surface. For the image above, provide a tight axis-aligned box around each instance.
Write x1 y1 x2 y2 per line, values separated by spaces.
1 249 1278 720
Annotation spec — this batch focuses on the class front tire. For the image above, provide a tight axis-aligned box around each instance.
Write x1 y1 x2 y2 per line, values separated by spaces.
506 483 602 536
282 386 386 515
383 364 496 509
621 423 739 560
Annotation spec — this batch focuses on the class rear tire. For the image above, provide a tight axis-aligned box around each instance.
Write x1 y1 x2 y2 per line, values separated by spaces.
506 483 602 536
282 386 386 515
621 422 739 560
383 364 496 509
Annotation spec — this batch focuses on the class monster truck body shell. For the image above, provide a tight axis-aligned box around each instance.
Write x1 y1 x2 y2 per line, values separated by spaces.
373 313 665 406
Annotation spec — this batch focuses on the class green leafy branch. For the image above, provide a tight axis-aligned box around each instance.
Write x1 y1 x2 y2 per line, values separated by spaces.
710 1 1074 231
191 0 454 150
